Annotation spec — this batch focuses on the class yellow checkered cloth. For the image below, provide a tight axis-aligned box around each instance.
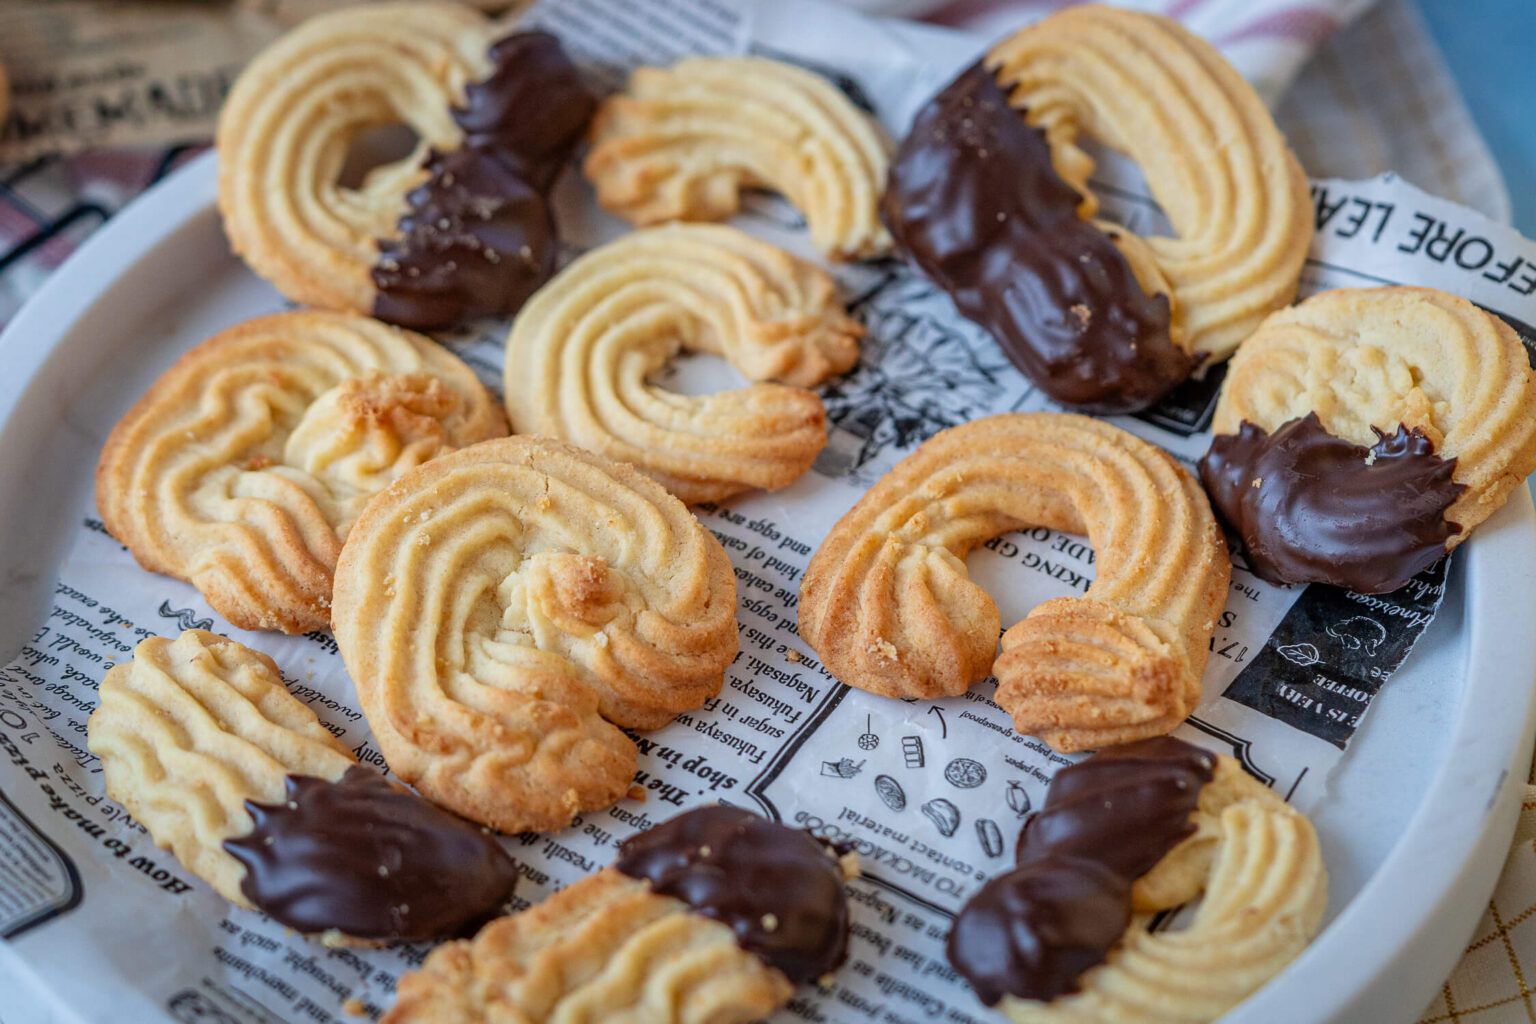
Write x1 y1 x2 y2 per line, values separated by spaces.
1422 782 1536 1022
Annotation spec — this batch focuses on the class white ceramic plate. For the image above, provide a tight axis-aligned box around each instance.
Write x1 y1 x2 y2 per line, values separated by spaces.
1 152 1534 1024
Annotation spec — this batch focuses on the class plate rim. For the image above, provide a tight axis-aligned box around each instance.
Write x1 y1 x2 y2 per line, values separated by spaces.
2 150 1534 1024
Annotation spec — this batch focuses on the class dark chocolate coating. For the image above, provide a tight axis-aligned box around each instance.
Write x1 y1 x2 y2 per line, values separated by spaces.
1014 736 1215 878
881 62 1194 414
613 805 850 984
1199 412 1465 594
947 736 1215 1005
947 859 1131 1006
224 766 518 941
371 31 595 329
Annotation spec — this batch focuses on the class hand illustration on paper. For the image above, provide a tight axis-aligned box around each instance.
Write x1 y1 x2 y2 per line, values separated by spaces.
821 758 865 779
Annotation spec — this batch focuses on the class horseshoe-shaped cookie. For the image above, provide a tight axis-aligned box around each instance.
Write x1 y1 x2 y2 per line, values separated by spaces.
949 737 1327 1023
503 223 863 503
1201 286 1536 593
799 413 1229 752
331 436 738 833
218 4 594 329
584 56 892 260
883 6 1310 412
96 310 506 634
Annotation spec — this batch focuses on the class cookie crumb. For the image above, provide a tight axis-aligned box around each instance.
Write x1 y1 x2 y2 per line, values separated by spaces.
342 998 366 1017
785 649 803 663
628 784 647 801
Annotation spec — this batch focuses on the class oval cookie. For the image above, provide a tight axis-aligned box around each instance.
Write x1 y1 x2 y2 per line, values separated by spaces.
87 630 517 942
331 437 738 832
503 223 862 503
96 310 506 633
799 413 1229 752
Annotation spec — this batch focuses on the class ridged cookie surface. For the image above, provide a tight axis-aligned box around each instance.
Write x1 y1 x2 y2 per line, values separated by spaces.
88 630 520 942
1002 760 1326 1023
217 3 494 313
504 224 862 503
988 5 1311 362
331 437 738 832
584 56 892 260
384 869 792 1024
1213 286 1536 539
87 630 355 907
799 413 1229 752
96 310 506 633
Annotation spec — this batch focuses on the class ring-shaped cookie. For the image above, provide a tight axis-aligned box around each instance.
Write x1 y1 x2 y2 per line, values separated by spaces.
584 56 893 260
987 5 1312 362
96 310 506 634
331 436 739 833
503 223 863 504
799 413 1229 752
949 738 1327 1023
1202 286 1536 593
217 4 594 328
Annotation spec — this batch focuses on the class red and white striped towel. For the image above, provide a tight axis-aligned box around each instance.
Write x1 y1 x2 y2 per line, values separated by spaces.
840 0 1376 103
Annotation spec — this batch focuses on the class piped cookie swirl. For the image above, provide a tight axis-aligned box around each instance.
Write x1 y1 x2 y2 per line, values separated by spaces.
331 437 739 833
884 5 1311 412
218 4 594 330
503 223 862 503
96 310 506 633
385 805 854 1024
1201 286 1536 592
87 630 518 943
949 737 1327 1023
799 413 1229 752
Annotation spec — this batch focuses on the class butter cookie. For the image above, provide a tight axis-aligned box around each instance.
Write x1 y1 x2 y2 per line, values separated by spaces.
884 6 1310 412
950 737 1326 1023
87 630 518 943
800 413 1229 752
384 805 853 1024
503 223 862 503
218 4 594 329
331 437 738 833
97 310 505 633
584 56 891 260
1202 286 1536 593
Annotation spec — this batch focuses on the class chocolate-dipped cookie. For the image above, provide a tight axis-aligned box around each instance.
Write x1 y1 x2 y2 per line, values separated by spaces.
1201 286 1536 593
218 4 595 330
883 6 1310 413
385 805 856 1024
949 737 1326 1022
87 631 518 944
